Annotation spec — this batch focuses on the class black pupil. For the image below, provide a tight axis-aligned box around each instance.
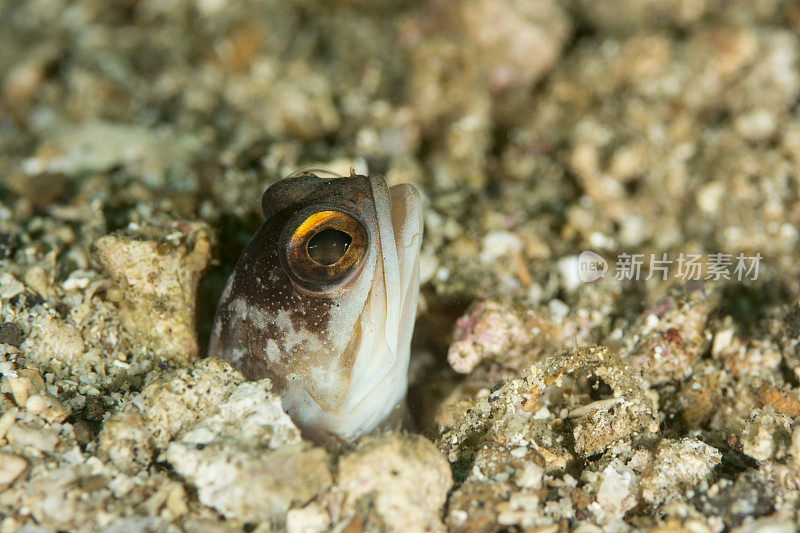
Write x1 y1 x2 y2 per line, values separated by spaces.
307 228 352 265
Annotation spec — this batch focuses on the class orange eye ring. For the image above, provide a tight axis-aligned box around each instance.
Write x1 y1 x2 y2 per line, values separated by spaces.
282 209 368 292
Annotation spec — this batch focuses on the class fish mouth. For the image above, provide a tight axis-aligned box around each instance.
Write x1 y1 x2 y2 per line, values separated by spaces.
303 339 396 416
301 347 404 419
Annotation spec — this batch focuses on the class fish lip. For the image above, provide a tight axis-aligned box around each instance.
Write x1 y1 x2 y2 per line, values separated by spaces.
301 353 400 418
303 386 336 413
301 342 396 416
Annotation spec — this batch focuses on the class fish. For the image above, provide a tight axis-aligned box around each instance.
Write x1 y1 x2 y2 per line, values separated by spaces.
209 168 423 445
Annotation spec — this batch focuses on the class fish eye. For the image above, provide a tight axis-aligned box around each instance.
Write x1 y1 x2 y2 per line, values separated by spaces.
307 228 352 265
284 210 368 291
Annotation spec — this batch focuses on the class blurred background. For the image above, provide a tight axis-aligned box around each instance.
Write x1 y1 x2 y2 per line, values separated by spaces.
2 0 799 317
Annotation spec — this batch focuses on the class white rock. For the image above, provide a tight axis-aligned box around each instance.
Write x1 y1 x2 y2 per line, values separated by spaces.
590 463 638 524
732 517 795 533
336 433 452 532
480 231 523 262
163 379 328 524
0 452 28 488
286 503 330 533
515 462 544 489
0 273 25 300
641 438 722 505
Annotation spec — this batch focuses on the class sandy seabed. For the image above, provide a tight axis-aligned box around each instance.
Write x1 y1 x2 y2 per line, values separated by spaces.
1 0 800 531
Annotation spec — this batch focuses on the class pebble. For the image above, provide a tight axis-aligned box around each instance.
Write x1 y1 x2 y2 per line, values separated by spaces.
0 452 28 488
6 423 59 454
25 394 71 423
0 273 25 300
337 433 452 532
